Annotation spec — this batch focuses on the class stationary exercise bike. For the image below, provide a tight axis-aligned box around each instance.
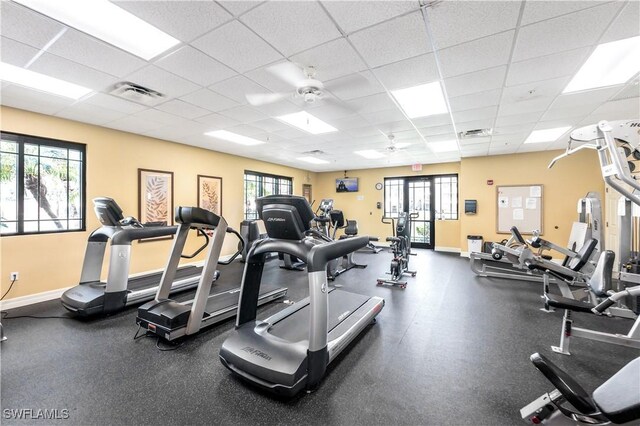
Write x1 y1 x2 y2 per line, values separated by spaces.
377 212 417 289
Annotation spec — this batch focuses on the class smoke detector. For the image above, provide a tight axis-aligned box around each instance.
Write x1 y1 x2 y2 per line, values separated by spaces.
458 128 493 138
110 82 165 106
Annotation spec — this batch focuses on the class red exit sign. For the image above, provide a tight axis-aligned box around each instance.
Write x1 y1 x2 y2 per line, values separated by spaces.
487 179 494 185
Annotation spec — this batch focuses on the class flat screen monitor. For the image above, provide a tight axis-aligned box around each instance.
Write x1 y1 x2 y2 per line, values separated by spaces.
336 178 358 193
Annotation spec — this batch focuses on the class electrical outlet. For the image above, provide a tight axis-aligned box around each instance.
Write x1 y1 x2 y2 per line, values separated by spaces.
10 272 19 281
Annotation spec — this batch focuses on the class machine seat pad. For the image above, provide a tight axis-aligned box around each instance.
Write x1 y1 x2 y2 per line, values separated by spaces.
545 294 595 313
593 357 640 424
541 255 553 261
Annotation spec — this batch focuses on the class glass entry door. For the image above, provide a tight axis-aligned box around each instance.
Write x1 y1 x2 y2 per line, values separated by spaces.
406 178 434 249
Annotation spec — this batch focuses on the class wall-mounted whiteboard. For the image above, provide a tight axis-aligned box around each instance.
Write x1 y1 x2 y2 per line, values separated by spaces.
497 185 543 234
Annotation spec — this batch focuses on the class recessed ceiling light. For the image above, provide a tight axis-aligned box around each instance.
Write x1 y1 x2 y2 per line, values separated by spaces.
354 150 386 159
0 62 92 99
13 0 180 60
205 130 265 146
428 140 459 153
391 82 448 118
524 126 572 144
564 35 640 93
297 156 329 164
276 111 337 134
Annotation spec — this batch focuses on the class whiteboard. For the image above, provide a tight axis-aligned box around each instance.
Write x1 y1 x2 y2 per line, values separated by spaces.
497 185 543 234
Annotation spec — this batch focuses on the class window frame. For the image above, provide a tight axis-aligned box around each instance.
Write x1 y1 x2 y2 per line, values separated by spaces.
383 173 459 220
434 174 459 220
243 170 293 220
0 131 87 236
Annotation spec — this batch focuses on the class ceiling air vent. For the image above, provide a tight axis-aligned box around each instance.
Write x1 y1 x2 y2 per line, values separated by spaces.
458 128 493 139
301 149 326 155
110 82 165 106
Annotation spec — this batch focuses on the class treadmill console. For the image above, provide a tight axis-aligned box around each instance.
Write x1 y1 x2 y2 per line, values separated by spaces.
93 197 125 226
257 195 315 240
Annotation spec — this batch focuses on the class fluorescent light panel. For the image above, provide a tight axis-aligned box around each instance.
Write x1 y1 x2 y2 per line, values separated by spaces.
0 62 92 99
391 82 448 118
428 140 459 153
276 111 337 134
564 36 640 93
524 126 572 144
205 130 265 146
354 150 386 159
297 156 329 164
13 0 180 60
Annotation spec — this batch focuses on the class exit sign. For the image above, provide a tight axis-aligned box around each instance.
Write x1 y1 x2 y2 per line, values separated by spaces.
412 164 422 172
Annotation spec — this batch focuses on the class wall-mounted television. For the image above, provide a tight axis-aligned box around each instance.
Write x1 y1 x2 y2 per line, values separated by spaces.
336 178 358 193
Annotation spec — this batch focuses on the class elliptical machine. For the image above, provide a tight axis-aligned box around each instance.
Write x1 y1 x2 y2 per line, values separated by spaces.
377 212 417 289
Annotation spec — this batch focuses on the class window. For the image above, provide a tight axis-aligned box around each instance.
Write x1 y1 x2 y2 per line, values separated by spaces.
435 175 458 220
244 170 292 220
0 132 86 235
383 178 404 218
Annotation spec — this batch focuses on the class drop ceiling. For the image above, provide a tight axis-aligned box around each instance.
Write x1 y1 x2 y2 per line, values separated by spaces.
1 0 638 172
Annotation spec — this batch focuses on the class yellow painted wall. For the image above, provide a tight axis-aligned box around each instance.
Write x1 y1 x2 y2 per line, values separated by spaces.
314 149 604 254
314 162 461 248
459 149 604 251
0 106 316 300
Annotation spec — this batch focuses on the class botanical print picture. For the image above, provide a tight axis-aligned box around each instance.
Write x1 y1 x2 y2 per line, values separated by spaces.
138 168 173 227
198 175 222 215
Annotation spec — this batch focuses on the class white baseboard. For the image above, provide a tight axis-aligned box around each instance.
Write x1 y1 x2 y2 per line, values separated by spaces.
0 287 71 311
435 246 461 254
460 251 470 258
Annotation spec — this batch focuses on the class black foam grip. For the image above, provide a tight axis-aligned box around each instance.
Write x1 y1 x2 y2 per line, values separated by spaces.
593 298 615 313
307 236 368 272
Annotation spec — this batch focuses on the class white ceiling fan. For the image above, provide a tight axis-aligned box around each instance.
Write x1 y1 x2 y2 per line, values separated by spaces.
384 134 412 153
245 62 369 111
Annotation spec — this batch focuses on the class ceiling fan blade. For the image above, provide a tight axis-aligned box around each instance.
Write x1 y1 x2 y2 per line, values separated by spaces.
246 92 289 106
394 142 412 149
324 72 372 93
267 61 306 87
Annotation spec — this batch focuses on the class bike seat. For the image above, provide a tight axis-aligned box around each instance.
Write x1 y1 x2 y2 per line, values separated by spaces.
386 237 401 243
592 357 640 424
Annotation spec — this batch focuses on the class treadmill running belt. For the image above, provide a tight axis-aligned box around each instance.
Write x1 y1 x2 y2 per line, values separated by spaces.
127 265 202 291
268 290 370 342
202 282 285 316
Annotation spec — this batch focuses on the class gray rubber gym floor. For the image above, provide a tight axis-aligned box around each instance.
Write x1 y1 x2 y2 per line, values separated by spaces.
1 249 638 425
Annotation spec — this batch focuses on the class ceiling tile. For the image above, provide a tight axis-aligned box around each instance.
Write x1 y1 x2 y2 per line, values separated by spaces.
506 47 590 87
321 1 418 34
155 99 210 120
273 126 312 140
114 1 232 42
493 124 535 135
362 109 406 125
1 85 74 115
346 126 384 138
413 115 454 128
589 98 640 119
251 118 290 132
347 92 396 114
512 2 623 62
181 88 239 112
329 115 371 131
457 119 494 133
501 77 569 105
444 66 507 98
29 52 119 91
192 21 283 73
449 89 503 112
218 105 269 123
55 103 127 126
324 71 385 101
426 1 522 49
47 29 147 78
125 65 201 98
305 103 354 122
600 1 640 43
0 2 65 50
142 123 207 142
377 120 416 134
224 124 264 137
348 12 431 68
83 93 148 114
290 38 367 82
244 62 298 93
452 106 498 124
0 36 40 66
241 1 341 57
103 115 163 134
533 119 579 131
419 124 455 137
550 86 620 109
154 46 236 86
133 108 192 126
497 97 555 116
209 75 270 104
439 31 514 78
520 1 609 26
372 53 439 91
540 104 597 121
495 111 543 127
194 112 241 129
252 100 301 117
217 1 264 17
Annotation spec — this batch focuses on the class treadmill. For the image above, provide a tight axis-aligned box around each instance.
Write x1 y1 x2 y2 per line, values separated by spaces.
136 206 287 341
219 195 384 396
61 198 205 316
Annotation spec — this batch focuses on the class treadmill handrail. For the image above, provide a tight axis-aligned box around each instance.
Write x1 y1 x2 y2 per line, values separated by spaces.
308 236 369 272
110 225 178 245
